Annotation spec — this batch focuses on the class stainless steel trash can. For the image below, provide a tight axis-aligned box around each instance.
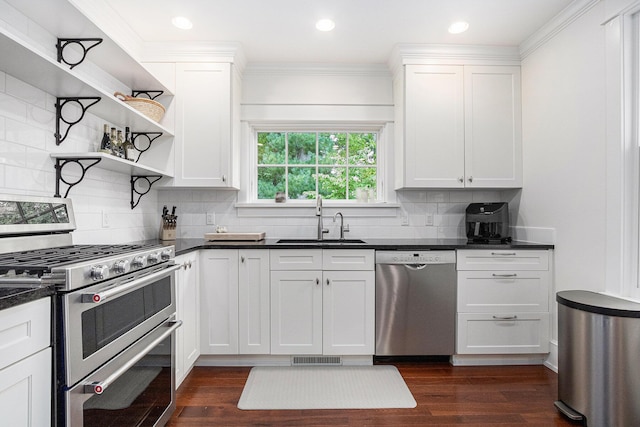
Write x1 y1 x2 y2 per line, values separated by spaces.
555 291 640 427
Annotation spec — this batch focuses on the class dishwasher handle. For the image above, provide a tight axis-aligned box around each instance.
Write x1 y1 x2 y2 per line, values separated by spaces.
404 264 428 271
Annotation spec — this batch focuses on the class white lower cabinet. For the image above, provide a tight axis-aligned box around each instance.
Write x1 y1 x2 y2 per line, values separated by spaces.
0 297 51 426
456 250 551 355
270 249 375 356
175 252 200 388
200 249 270 355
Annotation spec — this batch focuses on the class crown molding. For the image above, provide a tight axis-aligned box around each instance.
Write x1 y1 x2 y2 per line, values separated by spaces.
387 44 521 75
140 41 247 71
519 0 601 59
242 63 391 78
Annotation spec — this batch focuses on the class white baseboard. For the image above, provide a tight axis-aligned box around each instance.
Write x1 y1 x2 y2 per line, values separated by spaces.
451 354 548 366
544 340 558 372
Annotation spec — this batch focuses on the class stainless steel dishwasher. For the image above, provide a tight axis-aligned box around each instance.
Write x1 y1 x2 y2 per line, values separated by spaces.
375 251 456 356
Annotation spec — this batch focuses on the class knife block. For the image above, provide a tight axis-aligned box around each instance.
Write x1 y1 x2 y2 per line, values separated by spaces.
160 224 176 241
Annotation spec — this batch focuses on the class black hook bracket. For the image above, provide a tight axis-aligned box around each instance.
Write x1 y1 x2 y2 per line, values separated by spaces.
55 97 101 145
131 90 164 100
54 157 102 198
130 132 163 162
131 175 162 209
56 38 103 69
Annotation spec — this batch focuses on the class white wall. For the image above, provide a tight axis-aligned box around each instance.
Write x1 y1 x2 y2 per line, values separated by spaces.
516 2 606 293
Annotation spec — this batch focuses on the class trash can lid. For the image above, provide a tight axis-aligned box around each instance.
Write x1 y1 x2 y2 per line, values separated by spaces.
557 290 640 318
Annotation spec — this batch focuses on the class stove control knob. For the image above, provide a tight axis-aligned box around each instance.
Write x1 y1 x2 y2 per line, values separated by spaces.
113 259 131 274
90 265 110 281
160 249 172 261
132 256 147 268
148 252 161 264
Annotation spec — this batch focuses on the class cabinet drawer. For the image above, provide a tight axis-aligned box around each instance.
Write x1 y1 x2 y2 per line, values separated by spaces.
456 312 549 354
270 249 323 270
457 271 549 313
322 250 374 271
0 298 51 369
456 249 549 271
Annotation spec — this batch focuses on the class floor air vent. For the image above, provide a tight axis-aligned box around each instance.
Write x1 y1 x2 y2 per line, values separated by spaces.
292 356 342 366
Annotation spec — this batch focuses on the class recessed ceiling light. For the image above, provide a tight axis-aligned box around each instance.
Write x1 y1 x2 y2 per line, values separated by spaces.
448 21 469 34
316 19 336 32
172 16 193 30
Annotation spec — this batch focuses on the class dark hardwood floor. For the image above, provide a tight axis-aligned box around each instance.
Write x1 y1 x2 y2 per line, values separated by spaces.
167 362 582 426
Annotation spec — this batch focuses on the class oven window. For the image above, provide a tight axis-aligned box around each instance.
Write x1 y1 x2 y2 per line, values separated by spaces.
81 277 172 358
82 335 172 426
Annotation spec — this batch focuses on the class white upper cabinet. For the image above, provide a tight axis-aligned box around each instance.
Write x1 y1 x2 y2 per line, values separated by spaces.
396 64 522 189
464 66 522 188
172 62 240 188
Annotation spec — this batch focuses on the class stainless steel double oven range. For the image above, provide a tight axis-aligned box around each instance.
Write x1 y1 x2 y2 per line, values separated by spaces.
0 195 181 426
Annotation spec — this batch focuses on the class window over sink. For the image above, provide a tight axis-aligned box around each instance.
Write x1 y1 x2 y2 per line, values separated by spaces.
255 130 378 202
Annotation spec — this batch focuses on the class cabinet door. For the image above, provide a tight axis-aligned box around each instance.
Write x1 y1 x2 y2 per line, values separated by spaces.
0 347 51 427
464 66 522 188
175 253 200 388
403 65 465 188
200 250 239 354
174 63 232 187
270 270 322 354
239 250 270 354
322 271 375 355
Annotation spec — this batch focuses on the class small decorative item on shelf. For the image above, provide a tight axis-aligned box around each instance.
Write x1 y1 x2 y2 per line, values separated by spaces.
98 124 111 153
114 92 165 123
160 205 177 241
122 127 136 161
275 191 286 203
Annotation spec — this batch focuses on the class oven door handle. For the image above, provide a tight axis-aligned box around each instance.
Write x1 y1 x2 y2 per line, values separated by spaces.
84 319 182 395
83 263 181 303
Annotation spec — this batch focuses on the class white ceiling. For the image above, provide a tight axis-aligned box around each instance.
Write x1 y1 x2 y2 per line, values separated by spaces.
103 0 574 64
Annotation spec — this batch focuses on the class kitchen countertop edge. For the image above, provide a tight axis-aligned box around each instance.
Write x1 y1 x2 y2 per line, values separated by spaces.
0 285 55 311
167 238 554 256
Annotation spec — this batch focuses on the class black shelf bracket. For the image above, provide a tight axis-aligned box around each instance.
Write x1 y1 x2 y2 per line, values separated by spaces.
131 90 164 100
54 157 102 198
55 97 100 145
131 175 162 209
56 38 103 69
130 132 163 162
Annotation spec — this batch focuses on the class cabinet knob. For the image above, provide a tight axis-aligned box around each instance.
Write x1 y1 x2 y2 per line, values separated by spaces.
241 256 245 263
458 177 464 183
222 175 227 183
316 278 320 285
468 176 473 182
326 278 330 286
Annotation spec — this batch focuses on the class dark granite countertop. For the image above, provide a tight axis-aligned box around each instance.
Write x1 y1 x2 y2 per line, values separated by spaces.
164 237 554 256
0 285 55 311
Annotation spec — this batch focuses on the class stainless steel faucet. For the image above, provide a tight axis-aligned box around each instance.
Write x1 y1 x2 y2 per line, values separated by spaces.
333 211 350 240
316 196 329 240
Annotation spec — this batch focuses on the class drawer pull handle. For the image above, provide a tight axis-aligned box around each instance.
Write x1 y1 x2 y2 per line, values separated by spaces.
491 252 516 256
492 315 518 320
492 273 517 278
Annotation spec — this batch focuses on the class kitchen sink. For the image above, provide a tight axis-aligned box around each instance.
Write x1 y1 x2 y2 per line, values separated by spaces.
276 238 367 244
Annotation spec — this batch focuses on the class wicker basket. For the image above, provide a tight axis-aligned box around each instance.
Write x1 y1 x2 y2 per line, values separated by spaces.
114 92 165 123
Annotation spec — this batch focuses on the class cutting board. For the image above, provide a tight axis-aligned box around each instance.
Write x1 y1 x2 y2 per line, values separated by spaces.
205 232 266 241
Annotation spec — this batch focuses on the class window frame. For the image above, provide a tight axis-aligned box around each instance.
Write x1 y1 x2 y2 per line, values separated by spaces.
248 124 385 204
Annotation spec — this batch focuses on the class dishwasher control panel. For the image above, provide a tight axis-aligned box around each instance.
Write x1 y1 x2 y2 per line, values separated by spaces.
375 251 456 265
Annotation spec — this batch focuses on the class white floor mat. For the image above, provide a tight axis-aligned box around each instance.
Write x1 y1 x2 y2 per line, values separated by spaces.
237 365 417 410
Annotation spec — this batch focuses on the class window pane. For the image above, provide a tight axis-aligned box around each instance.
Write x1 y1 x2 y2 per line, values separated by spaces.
258 132 285 164
318 167 346 199
288 167 316 199
349 168 377 200
319 133 346 165
288 133 316 165
257 167 285 199
348 133 377 166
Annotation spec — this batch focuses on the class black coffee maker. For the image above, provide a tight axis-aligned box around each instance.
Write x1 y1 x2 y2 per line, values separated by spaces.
465 202 511 243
